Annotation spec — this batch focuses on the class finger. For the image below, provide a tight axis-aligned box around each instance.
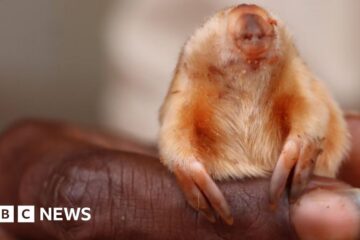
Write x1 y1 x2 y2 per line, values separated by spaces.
189 162 234 225
270 139 300 206
0 119 300 239
174 166 216 223
290 143 321 202
291 187 360 240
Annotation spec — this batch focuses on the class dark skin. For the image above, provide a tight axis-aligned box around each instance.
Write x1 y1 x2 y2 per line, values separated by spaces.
0 115 359 240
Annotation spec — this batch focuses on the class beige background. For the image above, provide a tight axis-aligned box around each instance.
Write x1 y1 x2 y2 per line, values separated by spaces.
0 0 359 143
0 0 109 128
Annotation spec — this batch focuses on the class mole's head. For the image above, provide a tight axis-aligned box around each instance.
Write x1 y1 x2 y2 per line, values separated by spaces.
224 4 283 69
183 4 288 73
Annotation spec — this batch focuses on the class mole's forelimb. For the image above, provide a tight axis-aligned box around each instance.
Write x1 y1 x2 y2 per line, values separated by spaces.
158 4 350 224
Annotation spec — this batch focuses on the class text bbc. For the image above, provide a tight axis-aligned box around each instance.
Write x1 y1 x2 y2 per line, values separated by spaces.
0 206 91 223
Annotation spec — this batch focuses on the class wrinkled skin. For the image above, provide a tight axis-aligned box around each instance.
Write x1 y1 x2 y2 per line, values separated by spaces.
0 115 359 240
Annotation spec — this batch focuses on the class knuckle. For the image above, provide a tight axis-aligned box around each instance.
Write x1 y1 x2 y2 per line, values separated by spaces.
40 152 114 239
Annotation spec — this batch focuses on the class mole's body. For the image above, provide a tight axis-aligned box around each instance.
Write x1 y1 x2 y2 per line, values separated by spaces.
158 4 349 224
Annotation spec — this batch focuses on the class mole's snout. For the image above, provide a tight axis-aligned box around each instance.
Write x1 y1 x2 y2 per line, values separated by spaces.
228 4 276 59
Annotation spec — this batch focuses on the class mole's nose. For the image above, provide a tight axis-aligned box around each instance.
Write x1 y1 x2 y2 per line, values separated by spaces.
240 14 267 42
227 5 276 59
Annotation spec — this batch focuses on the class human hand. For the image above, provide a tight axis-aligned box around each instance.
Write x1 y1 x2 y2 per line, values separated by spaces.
0 115 359 239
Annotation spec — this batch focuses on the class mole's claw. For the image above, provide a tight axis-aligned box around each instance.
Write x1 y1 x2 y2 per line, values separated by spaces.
290 142 322 202
189 162 233 225
174 165 216 223
174 162 233 225
270 139 300 205
271 135 324 206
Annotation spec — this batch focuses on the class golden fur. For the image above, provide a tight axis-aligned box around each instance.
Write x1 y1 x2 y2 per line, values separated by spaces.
158 6 349 180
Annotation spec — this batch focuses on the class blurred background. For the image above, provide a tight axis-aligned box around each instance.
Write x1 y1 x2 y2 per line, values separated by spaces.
0 0 359 144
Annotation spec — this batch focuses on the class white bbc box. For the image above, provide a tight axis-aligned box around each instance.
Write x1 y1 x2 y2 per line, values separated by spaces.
0 206 14 223
18 206 35 223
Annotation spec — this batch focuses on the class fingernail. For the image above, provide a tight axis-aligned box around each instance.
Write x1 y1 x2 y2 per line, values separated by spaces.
291 188 360 240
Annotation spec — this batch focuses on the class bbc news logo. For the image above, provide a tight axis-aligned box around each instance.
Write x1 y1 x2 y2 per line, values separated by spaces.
0 206 91 223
